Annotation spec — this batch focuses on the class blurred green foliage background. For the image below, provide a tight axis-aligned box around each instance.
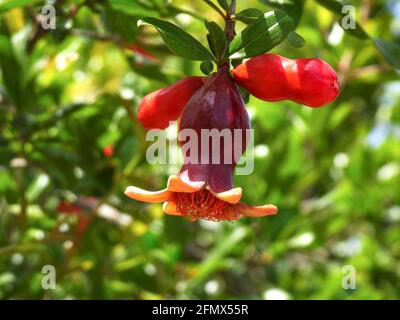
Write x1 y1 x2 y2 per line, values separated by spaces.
0 0 400 299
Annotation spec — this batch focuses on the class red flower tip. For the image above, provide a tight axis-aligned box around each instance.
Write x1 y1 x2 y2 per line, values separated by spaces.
137 76 205 130
233 54 340 107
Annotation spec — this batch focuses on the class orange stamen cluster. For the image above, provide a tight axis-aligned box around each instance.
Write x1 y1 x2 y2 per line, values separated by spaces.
174 190 230 221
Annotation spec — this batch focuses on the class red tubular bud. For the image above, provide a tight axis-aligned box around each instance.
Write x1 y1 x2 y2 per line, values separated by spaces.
233 54 340 107
137 76 205 130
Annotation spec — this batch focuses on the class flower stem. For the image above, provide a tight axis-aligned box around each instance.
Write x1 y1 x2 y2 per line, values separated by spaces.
224 0 236 44
219 0 236 69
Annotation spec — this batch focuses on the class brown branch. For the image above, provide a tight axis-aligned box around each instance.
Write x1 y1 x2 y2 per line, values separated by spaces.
224 0 236 44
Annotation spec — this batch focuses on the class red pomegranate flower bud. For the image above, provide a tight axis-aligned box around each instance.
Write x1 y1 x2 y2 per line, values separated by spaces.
233 54 340 107
125 68 277 221
137 76 205 130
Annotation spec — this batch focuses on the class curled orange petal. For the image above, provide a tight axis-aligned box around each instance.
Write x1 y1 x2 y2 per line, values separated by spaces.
211 187 242 204
237 203 278 217
162 201 181 216
167 175 204 193
124 186 172 203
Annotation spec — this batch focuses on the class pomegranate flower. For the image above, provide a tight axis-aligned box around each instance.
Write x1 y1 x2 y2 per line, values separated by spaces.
125 67 277 221
125 175 277 221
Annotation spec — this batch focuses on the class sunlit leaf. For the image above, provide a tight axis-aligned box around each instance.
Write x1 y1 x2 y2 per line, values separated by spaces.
260 0 305 28
138 17 214 61
229 10 293 59
235 8 264 24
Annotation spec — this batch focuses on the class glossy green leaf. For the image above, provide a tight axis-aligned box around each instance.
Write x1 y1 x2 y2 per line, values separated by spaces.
229 10 293 59
205 21 227 61
138 17 214 61
287 31 305 48
200 61 214 75
235 8 264 24
216 0 230 11
260 0 305 28
238 86 250 104
231 58 243 68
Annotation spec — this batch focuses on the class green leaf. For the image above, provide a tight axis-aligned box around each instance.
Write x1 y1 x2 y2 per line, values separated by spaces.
238 86 250 104
0 0 40 14
205 21 227 62
314 0 369 39
287 31 305 48
229 10 293 59
200 61 214 75
217 0 233 12
260 0 305 28
235 8 264 24
216 0 229 11
231 58 243 68
138 17 214 61
374 39 400 70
